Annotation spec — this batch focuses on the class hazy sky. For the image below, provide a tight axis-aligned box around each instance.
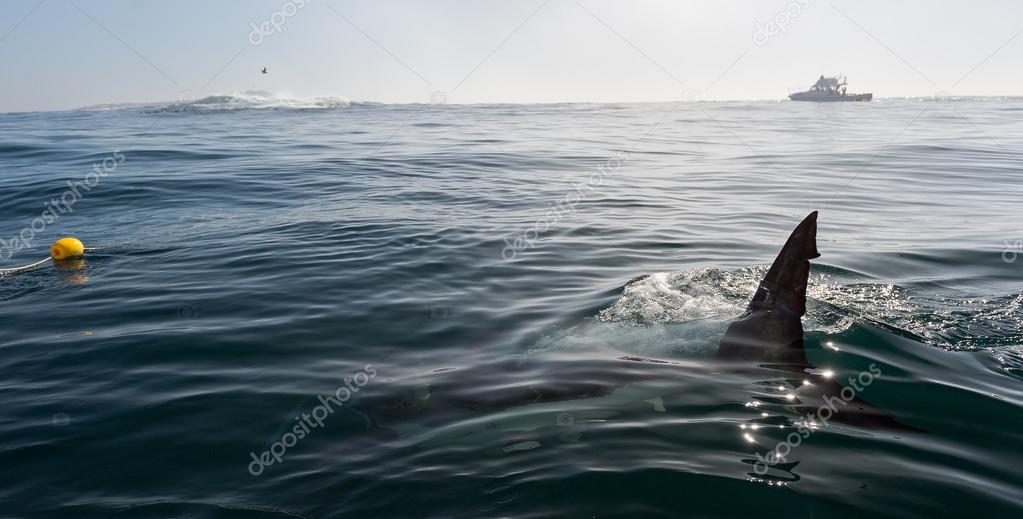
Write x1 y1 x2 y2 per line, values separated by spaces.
2 0 1022 112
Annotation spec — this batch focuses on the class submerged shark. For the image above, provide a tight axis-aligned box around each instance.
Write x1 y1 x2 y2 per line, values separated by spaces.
353 355 688 446
354 212 917 443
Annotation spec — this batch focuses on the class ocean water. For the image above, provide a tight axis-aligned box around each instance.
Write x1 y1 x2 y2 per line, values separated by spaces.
1 95 1022 518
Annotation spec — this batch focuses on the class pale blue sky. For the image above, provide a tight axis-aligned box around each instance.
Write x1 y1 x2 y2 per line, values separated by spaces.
1 0 1022 112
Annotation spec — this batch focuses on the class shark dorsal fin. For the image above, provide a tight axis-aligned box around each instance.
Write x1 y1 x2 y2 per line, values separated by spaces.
747 211 819 317
717 212 820 363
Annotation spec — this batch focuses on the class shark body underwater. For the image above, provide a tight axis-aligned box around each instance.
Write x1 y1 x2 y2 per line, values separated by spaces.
354 211 918 439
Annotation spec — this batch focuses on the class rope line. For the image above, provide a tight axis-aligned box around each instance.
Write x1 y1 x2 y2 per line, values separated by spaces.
0 257 53 275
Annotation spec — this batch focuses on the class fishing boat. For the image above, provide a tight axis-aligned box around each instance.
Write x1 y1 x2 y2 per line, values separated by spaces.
788 75 872 102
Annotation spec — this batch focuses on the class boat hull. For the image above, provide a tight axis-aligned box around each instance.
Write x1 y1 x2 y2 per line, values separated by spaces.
789 92 873 102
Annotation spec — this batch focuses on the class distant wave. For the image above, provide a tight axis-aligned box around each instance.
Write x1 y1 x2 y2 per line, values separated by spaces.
157 91 352 112
905 95 1023 103
81 91 353 113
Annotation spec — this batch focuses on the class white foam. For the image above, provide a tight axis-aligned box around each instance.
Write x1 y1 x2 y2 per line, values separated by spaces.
161 91 352 112
597 268 756 325
581 267 1023 352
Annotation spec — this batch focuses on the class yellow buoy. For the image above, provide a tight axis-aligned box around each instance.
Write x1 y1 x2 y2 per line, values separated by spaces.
51 237 85 260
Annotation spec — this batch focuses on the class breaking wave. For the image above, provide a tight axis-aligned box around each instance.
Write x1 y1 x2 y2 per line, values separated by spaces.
159 91 352 112
78 91 354 113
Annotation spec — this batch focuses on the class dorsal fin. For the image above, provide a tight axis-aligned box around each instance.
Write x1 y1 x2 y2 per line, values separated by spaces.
717 212 820 363
747 211 819 317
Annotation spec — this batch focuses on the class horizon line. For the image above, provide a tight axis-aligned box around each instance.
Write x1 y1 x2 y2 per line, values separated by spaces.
4 94 1023 116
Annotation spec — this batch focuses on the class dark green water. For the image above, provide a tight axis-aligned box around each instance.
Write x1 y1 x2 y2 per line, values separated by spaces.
1 98 1021 518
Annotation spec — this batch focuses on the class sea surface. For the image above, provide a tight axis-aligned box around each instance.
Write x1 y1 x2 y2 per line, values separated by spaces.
1 96 1022 518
